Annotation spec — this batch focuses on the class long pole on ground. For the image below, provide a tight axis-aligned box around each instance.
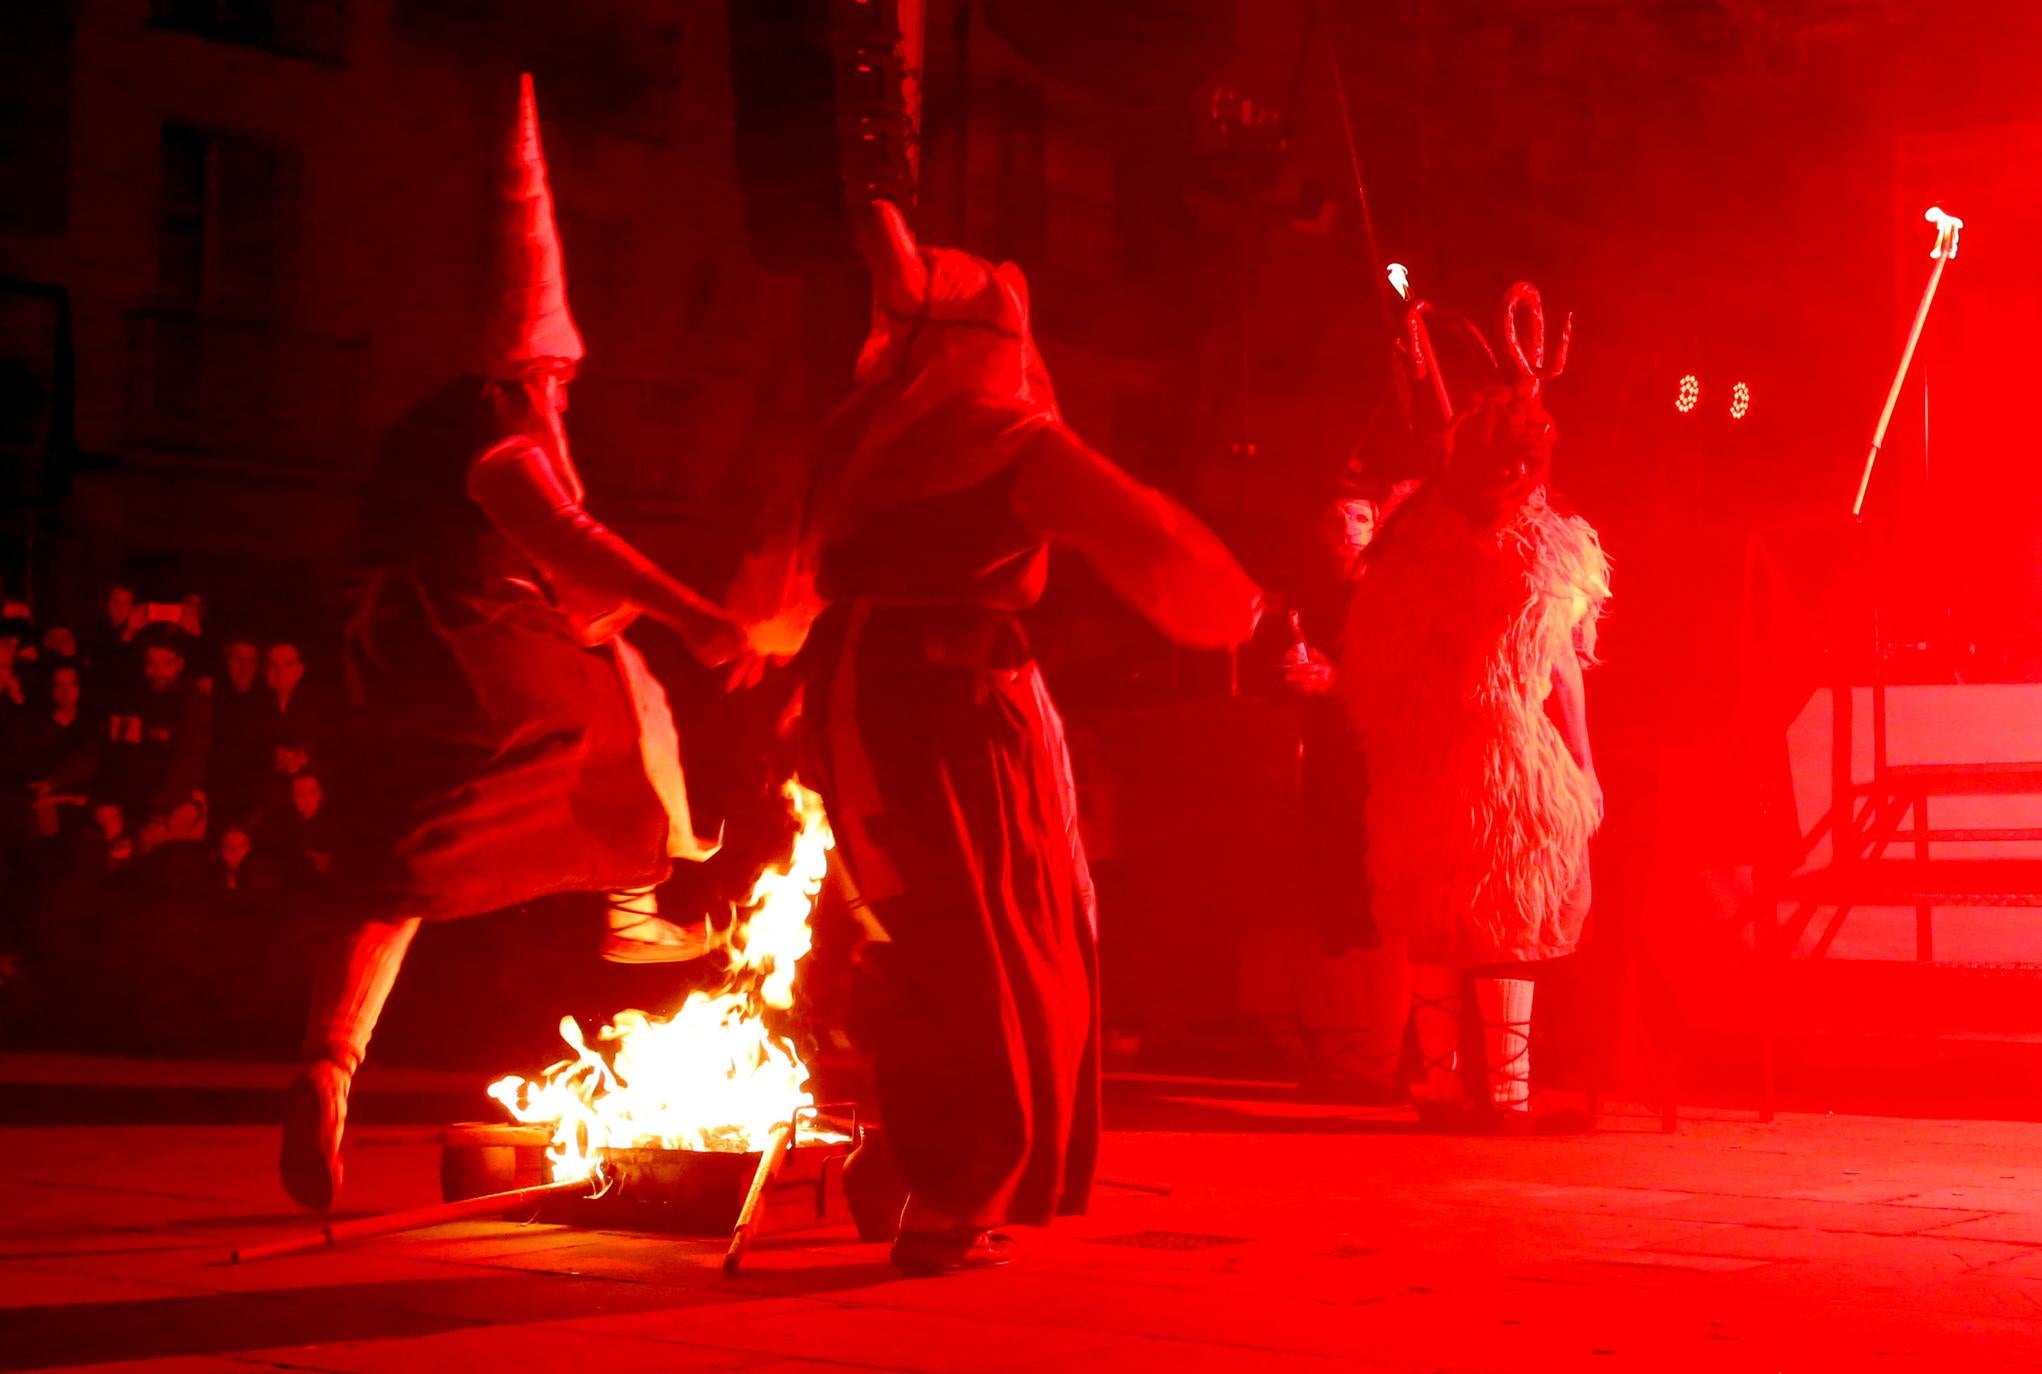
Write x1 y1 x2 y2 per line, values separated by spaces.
227 1176 593 1265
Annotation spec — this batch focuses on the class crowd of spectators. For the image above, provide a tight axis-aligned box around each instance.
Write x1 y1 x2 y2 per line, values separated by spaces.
0 579 338 1049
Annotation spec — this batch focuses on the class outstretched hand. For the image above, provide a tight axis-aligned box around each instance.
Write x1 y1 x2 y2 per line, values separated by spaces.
1281 648 1336 696
684 616 749 672
722 650 770 694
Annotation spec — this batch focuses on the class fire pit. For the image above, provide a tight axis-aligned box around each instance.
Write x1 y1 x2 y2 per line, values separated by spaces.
463 782 904 1271
439 1108 900 1272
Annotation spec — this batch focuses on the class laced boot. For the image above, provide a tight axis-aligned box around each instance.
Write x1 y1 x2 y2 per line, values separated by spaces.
599 885 715 964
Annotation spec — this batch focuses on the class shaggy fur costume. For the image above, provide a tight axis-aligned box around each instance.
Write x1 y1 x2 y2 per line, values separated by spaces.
1342 486 1609 965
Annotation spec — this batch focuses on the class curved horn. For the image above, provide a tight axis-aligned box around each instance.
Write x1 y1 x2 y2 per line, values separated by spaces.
859 201 928 316
1501 281 1571 391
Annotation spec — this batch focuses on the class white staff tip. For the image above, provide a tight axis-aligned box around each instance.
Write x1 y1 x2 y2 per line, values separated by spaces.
1925 206 1964 259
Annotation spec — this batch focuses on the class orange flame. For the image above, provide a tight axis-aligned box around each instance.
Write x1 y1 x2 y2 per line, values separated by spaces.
487 780 838 1182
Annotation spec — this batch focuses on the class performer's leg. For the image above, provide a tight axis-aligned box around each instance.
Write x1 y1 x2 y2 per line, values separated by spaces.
599 885 714 964
1301 942 1410 1101
281 915 419 1210
1408 962 1464 1104
1471 975 1534 1113
1354 943 1413 1087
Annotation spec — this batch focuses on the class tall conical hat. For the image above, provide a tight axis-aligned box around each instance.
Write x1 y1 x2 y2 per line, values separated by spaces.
478 73 583 381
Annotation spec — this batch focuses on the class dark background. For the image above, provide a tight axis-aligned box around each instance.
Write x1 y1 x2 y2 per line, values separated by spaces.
2 0 2037 1094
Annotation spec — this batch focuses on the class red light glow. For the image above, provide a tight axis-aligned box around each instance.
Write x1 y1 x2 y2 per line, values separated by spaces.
1675 373 1699 414
1730 381 1750 420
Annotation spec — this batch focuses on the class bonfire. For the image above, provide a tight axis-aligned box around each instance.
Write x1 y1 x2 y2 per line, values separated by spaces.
488 780 841 1183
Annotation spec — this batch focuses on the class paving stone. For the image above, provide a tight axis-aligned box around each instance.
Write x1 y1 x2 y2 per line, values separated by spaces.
571 1296 1135 1372
1919 1211 2042 1246
242 1320 787 1372
11 1084 2042 1369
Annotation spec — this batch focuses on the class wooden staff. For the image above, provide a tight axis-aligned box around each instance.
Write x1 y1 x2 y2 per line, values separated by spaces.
1407 298 1456 424
1853 207 1964 518
723 1120 796 1277
1404 294 1500 424
228 1176 593 1265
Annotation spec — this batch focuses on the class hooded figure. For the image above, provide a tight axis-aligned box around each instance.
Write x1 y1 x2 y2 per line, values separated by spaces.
1341 381 1608 1132
280 75 741 1212
769 202 1261 1273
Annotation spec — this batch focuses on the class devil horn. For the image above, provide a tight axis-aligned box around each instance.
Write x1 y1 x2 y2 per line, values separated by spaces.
859 201 928 316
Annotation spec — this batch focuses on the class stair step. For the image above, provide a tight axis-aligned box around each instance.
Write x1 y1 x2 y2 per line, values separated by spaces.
1784 858 2042 906
1877 762 2042 795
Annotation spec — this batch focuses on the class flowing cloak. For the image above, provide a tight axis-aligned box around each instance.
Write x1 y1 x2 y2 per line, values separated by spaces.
333 380 699 922
801 390 1102 1230
1341 488 1609 966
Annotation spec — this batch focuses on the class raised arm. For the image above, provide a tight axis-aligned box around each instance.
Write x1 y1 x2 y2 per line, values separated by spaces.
1010 425 1263 650
467 438 741 665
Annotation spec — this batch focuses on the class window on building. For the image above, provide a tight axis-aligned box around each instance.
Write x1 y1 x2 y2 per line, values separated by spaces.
156 124 302 320
149 0 347 65
0 1 75 234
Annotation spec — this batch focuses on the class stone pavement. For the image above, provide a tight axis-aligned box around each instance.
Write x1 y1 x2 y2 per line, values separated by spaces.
9 1069 2042 1371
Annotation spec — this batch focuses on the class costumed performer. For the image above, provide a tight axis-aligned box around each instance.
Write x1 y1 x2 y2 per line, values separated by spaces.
1341 382 1608 1132
280 75 742 1210
762 201 1263 1273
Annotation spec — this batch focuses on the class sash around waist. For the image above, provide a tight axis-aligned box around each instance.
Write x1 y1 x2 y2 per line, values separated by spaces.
822 600 1034 673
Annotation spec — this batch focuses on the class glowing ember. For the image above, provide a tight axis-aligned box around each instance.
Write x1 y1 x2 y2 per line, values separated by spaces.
488 780 839 1182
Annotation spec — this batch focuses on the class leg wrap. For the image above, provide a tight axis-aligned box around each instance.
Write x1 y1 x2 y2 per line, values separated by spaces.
604 885 661 927
302 917 421 1074
1409 963 1463 1102
1472 976 1534 1111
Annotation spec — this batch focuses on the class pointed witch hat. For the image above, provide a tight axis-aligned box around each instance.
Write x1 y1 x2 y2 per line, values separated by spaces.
478 73 584 381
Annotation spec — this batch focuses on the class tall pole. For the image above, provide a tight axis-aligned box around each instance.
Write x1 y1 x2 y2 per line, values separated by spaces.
1852 207 1964 519
1316 3 1398 351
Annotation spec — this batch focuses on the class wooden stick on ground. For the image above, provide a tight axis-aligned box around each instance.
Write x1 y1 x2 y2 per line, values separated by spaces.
228 1176 593 1265
723 1121 795 1278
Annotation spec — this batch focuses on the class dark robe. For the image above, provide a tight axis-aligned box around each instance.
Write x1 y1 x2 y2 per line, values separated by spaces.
803 395 1099 1230
330 379 669 922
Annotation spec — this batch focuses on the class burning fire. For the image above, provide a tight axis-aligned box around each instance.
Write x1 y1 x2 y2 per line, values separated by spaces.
488 780 838 1182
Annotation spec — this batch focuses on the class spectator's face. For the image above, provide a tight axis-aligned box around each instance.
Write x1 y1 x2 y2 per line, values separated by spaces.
93 804 124 840
143 645 185 692
51 667 80 713
220 827 252 869
291 774 323 820
1323 498 1379 578
224 642 260 692
266 644 305 696
274 744 309 776
42 626 76 659
106 587 134 627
